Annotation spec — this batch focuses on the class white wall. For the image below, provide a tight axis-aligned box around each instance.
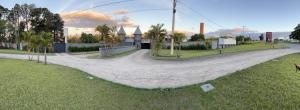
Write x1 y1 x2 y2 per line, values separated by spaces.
219 38 236 45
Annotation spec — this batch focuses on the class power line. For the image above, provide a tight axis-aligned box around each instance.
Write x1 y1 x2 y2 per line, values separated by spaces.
66 0 136 15
128 8 171 14
176 10 219 31
177 0 226 29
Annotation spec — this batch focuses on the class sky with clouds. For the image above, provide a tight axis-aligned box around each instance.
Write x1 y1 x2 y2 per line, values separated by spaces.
1 0 300 34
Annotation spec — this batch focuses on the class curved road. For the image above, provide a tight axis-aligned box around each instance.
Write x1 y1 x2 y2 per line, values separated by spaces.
1 45 300 89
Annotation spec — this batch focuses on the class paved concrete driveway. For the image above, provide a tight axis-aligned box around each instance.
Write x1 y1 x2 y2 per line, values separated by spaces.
1 45 300 89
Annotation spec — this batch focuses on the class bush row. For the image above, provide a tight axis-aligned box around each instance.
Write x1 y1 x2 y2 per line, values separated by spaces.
165 43 211 50
68 46 102 52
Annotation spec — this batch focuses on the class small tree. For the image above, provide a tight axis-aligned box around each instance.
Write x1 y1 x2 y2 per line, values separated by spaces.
20 31 33 60
39 31 52 64
146 24 167 56
171 32 186 58
29 34 39 61
290 24 300 41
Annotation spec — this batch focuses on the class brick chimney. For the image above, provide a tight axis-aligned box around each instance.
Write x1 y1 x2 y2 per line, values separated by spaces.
200 22 204 35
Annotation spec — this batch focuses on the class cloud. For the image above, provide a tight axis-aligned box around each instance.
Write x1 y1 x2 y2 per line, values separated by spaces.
175 29 195 36
118 16 136 27
113 10 129 15
60 11 135 28
206 27 258 37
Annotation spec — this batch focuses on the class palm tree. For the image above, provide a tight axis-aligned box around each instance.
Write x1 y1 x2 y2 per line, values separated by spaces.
171 32 186 58
20 31 33 60
29 34 39 61
146 24 167 56
39 32 52 64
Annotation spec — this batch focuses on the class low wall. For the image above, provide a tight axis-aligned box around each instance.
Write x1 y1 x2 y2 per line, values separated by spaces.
99 46 137 58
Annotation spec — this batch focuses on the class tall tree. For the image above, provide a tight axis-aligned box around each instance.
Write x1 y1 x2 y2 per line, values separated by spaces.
290 24 300 41
7 4 21 46
0 5 9 19
0 20 6 47
30 8 52 33
51 14 64 42
30 8 64 42
19 4 35 31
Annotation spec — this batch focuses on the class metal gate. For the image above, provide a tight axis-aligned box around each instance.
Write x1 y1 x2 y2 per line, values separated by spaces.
53 43 66 53
141 43 151 49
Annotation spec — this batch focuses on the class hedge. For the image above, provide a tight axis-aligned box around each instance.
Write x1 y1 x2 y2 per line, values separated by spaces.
68 46 102 52
165 43 211 50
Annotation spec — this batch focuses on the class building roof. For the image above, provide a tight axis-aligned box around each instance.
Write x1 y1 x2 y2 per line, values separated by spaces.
133 26 142 35
117 26 126 35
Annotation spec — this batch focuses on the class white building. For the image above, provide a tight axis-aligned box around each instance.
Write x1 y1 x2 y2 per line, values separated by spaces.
211 37 237 49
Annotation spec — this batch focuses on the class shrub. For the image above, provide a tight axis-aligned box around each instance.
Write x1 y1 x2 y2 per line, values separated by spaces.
189 34 205 41
236 35 245 42
80 33 98 43
165 44 211 50
68 46 102 52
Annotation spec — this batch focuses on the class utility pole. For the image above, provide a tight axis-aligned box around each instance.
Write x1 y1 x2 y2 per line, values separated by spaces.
170 0 177 55
242 25 246 43
242 26 246 35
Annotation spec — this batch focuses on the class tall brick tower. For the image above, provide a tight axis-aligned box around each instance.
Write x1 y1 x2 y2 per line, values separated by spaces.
200 22 204 35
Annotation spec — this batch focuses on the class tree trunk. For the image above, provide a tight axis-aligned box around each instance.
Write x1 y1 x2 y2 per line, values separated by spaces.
27 48 31 61
31 48 35 61
37 47 40 63
179 43 182 58
176 43 179 58
20 42 23 50
44 47 47 65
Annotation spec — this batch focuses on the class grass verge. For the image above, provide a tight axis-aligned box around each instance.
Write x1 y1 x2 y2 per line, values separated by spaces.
156 42 287 60
1 53 300 109
0 49 30 54
87 49 138 59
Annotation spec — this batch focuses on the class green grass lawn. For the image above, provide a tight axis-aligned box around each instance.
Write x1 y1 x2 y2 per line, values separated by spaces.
0 49 30 54
0 49 55 56
87 49 138 59
157 42 287 59
68 51 99 55
1 53 300 109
